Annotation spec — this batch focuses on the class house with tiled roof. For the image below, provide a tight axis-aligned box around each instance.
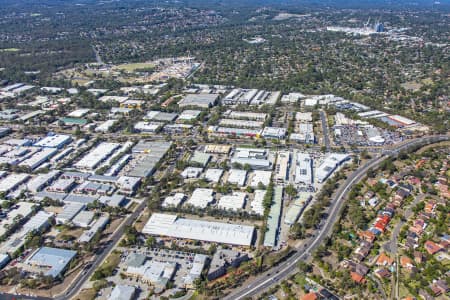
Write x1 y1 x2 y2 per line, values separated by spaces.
424 240 443 255
358 230 376 243
376 253 394 267
400 256 414 270
301 292 318 300
351 271 366 283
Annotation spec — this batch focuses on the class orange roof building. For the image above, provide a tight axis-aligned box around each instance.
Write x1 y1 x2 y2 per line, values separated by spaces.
376 253 394 266
301 293 318 300
351 271 366 284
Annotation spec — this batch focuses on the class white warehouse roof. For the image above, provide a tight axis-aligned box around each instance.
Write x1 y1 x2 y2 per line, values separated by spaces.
143 213 254 246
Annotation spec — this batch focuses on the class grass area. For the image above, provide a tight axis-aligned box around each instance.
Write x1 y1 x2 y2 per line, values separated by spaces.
73 288 97 300
103 250 121 270
112 62 155 72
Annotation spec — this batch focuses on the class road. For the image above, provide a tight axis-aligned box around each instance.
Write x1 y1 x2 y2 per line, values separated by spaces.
383 194 425 254
56 198 148 300
319 110 331 152
225 135 449 300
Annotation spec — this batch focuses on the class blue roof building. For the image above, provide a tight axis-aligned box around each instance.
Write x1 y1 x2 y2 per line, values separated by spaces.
26 247 77 277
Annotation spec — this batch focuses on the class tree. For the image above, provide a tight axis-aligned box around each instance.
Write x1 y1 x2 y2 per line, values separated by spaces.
285 184 297 201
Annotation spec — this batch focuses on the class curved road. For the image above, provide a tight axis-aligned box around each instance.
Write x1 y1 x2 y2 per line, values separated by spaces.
224 135 449 300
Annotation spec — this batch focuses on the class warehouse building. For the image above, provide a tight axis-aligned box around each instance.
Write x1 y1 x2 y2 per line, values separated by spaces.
128 141 172 178
181 167 203 179
262 127 287 139
231 148 272 170
145 111 178 122
110 285 136 300
56 203 85 224
274 151 290 184
290 123 314 144
251 190 266 216
117 176 141 195
162 193 186 208
294 152 313 185
0 173 30 193
143 213 254 246
27 170 60 193
95 120 117 133
72 210 95 228
134 121 163 133
250 170 272 187
223 111 267 121
227 169 247 186
19 148 58 170
207 249 249 280
185 188 214 208
178 110 201 121
78 215 110 243
264 186 283 248
183 254 208 288
316 153 350 183
219 119 263 128
190 151 211 167
75 142 120 170
284 193 312 225
207 126 262 138
34 134 72 149
25 247 77 278
203 168 224 183
178 93 219 108
218 192 247 211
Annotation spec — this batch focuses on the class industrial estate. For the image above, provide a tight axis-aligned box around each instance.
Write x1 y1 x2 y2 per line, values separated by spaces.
0 1 448 300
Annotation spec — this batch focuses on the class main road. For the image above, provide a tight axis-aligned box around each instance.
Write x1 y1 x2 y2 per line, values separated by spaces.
224 135 449 300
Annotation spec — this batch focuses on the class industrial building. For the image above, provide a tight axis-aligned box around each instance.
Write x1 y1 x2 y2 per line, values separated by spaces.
143 213 254 246
34 134 72 148
203 168 224 183
27 171 61 193
294 152 313 185
19 148 58 170
223 111 267 121
316 153 350 183
207 126 262 138
145 111 178 122
127 141 171 178
78 215 110 243
190 151 211 167
185 188 214 208
290 123 314 144
25 247 77 277
281 92 305 103
284 193 312 225
264 186 283 248
126 260 176 289
110 285 136 300
274 151 290 184
251 190 266 215
178 93 219 108
0 173 30 193
75 142 120 170
71 210 95 227
95 120 117 133
227 169 247 186
250 170 272 187
262 127 287 139
134 121 163 133
207 249 248 280
183 254 208 288
162 193 186 208
219 119 263 128
181 167 203 179
218 192 247 211
117 176 141 195
177 110 201 121
56 203 85 224
231 148 272 170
